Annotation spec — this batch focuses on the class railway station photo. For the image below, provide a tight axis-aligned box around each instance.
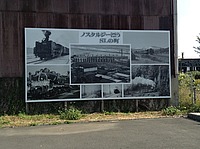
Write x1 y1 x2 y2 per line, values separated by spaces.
70 44 131 84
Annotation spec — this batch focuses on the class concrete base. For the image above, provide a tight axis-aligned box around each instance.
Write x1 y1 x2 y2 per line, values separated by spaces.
188 113 200 122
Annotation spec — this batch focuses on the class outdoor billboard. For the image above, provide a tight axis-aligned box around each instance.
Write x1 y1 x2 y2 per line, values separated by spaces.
25 28 171 102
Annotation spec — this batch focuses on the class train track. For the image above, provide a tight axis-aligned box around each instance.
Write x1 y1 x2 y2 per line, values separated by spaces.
27 59 46 64
27 56 70 64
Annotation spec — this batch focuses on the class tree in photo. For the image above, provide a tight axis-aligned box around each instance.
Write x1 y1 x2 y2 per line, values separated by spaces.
194 34 200 56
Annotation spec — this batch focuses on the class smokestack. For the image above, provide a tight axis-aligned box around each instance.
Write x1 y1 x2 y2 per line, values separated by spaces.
181 52 184 59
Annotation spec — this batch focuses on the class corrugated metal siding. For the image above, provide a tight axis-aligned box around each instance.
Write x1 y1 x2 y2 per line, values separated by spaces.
0 0 175 77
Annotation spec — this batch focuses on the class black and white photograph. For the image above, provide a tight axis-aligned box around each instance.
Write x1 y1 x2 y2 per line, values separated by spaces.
70 44 131 84
26 65 80 101
124 65 170 97
103 84 122 98
25 28 171 102
25 28 78 65
123 31 170 64
81 85 102 99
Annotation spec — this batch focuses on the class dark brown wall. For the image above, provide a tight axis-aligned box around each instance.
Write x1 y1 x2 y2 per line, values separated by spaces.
0 0 175 77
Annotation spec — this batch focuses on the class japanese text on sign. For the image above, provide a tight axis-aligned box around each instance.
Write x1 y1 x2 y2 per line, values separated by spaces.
79 31 122 44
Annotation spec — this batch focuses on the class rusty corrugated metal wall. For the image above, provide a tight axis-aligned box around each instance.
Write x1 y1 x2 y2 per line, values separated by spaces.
0 0 176 77
0 0 178 114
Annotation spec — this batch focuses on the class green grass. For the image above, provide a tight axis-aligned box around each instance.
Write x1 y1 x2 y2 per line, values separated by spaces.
1 72 200 128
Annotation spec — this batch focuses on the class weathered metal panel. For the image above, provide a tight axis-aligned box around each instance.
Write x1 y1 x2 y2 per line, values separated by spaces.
121 16 131 29
128 0 142 15
0 0 19 11
143 16 159 30
141 0 171 16
99 0 131 15
99 0 114 14
1 12 19 31
100 15 131 30
1 12 22 77
83 0 100 14
100 15 115 29
112 0 129 15
51 0 69 13
0 0 174 78
19 12 36 28
159 16 172 30
83 15 101 29
99 15 130 30
0 13 2 77
53 14 69 28
68 14 85 29
68 0 84 14
35 13 55 28
19 0 36 12
36 0 53 13
130 16 142 29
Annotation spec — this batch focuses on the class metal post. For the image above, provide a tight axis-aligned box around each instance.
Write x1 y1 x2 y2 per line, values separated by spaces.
101 100 104 112
136 100 138 112
25 103 29 114
193 87 196 104
64 101 68 110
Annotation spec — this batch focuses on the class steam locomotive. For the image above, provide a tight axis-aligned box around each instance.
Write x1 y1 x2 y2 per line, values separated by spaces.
27 69 72 99
33 30 69 60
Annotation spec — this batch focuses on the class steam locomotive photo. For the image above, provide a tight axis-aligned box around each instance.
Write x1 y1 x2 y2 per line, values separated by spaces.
33 30 69 60
27 68 80 100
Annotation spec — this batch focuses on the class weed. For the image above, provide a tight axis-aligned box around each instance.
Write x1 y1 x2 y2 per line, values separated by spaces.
187 104 200 113
162 106 181 116
0 117 10 126
18 112 27 119
59 107 82 120
103 111 115 115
